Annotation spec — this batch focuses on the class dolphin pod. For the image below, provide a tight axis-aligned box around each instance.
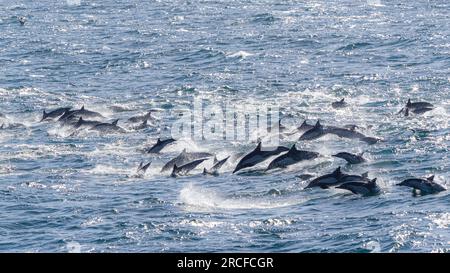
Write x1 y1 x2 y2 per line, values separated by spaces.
30 100 449 198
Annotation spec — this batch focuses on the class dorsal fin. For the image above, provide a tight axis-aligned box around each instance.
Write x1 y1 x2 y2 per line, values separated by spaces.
81 105 85 110
181 148 187 154
369 178 377 185
404 108 410 116
213 156 218 165
361 172 369 178
203 168 208 175
156 138 161 144
77 117 83 124
315 120 322 128
288 144 297 154
111 119 119 126
255 142 262 151
340 98 345 102
43 110 47 116
138 162 143 170
359 152 365 157
333 166 341 175
427 175 434 182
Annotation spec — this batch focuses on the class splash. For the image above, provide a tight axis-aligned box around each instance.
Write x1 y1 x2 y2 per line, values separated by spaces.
179 183 306 211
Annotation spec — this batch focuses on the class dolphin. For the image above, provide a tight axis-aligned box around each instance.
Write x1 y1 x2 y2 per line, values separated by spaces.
297 120 314 132
146 138 176 154
336 178 380 196
233 142 290 173
266 145 319 170
128 111 154 123
203 156 230 176
73 117 102 129
397 175 446 195
299 120 327 141
333 152 366 164
58 106 104 122
89 119 126 133
137 161 152 174
325 126 380 144
339 171 371 183
331 98 347 109
305 166 345 189
399 99 434 115
171 158 207 177
41 107 71 121
406 99 433 110
285 120 313 136
161 149 213 172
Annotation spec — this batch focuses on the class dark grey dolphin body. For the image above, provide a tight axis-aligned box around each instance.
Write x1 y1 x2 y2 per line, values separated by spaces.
399 99 434 116
397 175 446 195
132 120 152 130
340 172 370 183
171 158 207 177
146 138 176 153
337 178 380 196
137 161 151 174
325 126 380 144
305 167 345 189
332 98 348 109
162 149 213 172
203 156 230 176
299 121 327 141
406 99 433 110
73 117 102 129
89 119 126 133
233 142 290 173
41 107 71 121
128 111 154 123
58 106 104 123
333 152 366 164
266 145 319 170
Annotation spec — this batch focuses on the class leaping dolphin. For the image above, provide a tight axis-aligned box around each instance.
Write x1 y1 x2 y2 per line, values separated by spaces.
266 145 319 170
89 119 126 133
397 175 446 195
203 156 230 176
336 178 380 196
299 120 326 141
171 158 207 177
146 138 176 154
233 142 289 173
58 106 105 123
333 152 366 164
41 107 72 121
305 166 344 189
161 149 213 172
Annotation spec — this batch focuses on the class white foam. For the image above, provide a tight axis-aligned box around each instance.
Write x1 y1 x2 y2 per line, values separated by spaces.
179 183 306 211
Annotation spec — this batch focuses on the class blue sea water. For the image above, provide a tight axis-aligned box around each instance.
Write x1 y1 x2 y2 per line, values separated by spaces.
0 0 449 252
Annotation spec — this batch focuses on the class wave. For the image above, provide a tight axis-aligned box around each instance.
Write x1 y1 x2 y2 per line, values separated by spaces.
179 183 307 211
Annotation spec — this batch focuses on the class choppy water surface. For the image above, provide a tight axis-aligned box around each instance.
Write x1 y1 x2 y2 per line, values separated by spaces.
0 0 449 252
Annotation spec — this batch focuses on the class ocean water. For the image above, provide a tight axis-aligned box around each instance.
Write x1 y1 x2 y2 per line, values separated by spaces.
0 0 449 253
